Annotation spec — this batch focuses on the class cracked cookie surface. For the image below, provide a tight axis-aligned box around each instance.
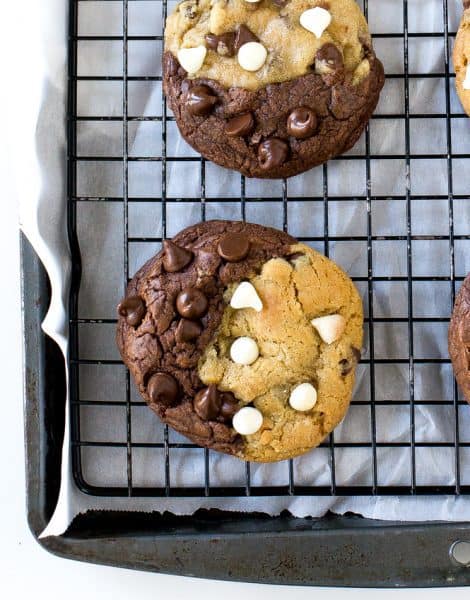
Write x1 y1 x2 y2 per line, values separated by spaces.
117 220 363 462
163 0 384 178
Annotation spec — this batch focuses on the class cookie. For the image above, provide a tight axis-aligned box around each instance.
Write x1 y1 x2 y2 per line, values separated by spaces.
449 273 470 404
163 0 384 179
117 221 363 462
453 2 470 116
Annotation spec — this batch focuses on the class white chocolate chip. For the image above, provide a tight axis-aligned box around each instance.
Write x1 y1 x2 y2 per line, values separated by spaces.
237 42 267 72
310 314 346 344
233 406 263 435
289 383 317 412
177 46 207 74
230 281 263 312
244 0 262 3
464 64 470 90
300 7 332 39
230 337 259 365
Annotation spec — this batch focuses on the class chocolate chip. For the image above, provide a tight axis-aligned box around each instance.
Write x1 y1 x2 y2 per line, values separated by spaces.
234 24 259 53
186 85 217 116
219 33 236 55
272 0 287 5
176 318 202 343
352 346 362 361
194 385 222 420
205 33 219 50
225 113 255 137
339 359 352 376
287 252 305 262
258 138 289 171
205 32 235 57
162 239 193 272
176 288 209 319
219 392 239 421
217 232 250 262
287 107 318 139
164 52 180 76
118 296 146 327
315 43 343 74
339 347 362 376
147 372 179 406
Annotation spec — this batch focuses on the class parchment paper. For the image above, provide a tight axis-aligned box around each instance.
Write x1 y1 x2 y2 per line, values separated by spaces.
19 0 470 538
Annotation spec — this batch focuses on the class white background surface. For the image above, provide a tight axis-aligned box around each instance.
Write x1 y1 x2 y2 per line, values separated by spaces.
1 1 469 598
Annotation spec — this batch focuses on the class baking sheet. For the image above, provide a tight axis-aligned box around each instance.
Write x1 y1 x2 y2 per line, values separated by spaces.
20 0 470 537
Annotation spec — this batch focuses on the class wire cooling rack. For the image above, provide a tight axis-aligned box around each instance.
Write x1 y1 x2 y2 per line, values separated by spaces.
69 0 470 498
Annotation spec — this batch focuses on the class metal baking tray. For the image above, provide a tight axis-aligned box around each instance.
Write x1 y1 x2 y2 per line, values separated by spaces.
23 0 470 586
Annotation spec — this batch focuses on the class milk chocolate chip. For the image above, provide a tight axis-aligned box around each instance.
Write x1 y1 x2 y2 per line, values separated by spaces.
287 107 318 139
147 372 179 406
205 33 219 50
164 52 180 76
287 252 305 263
118 296 146 327
186 85 217 116
194 385 222 420
258 138 289 170
315 43 343 75
205 32 236 56
234 24 259 52
176 318 202 343
162 239 193 272
352 347 362 361
176 288 208 319
339 347 362 376
219 392 239 421
225 113 255 137
218 232 250 262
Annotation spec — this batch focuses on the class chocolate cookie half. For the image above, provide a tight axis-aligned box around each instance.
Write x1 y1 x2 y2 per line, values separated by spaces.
163 0 384 179
117 221 363 462
449 273 470 404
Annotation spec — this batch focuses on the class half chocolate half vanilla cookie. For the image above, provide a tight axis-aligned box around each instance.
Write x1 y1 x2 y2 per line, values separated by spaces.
163 0 384 178
117 221 363 462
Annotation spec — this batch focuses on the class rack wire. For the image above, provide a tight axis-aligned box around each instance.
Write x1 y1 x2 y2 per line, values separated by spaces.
69 0 470 498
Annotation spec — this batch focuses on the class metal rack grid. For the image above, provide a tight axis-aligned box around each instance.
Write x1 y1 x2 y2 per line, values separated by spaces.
69 0 470 498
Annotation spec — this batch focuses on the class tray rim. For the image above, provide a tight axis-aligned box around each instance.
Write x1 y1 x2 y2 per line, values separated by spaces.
21 232 470 587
